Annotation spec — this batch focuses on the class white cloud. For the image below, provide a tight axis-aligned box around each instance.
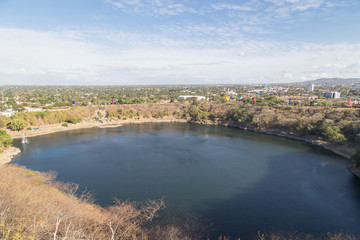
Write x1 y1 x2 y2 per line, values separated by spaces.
103 0 358 42
211 3 252 12
0 27 359 85
105 0 345 23
106 0 193 16
284 73 293 78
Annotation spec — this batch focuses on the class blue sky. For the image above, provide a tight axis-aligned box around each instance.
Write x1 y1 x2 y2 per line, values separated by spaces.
0 0 359 85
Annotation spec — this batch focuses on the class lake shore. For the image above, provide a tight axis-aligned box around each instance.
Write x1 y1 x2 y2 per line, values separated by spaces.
7 118 188 140
192 120 354 160
196 120 360 178
3 118 356 169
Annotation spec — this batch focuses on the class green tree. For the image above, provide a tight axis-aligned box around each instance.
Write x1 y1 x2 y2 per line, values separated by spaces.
0 130 13 148
65 117 82 124
7 118 27 131
320 120 347 143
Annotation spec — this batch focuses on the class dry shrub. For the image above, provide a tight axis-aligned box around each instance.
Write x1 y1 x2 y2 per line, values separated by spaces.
0 165 166 240
104 103 190 120
148 215 211 240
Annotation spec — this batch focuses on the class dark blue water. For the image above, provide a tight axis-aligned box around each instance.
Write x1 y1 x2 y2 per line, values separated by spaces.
13 123 360 239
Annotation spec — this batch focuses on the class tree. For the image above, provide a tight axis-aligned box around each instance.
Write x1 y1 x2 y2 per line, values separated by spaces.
0 130 13 148
7 118 27 131
319 120 347 143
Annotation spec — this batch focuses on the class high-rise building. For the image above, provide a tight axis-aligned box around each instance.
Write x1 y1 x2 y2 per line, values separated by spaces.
333 92 341 98
307 84 314 92
322 92 341 99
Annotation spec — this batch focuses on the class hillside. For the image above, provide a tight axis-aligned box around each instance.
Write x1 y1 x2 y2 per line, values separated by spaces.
302 78 360 84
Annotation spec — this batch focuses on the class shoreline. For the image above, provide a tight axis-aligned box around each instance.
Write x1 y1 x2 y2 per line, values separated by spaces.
7 118 188 140
192 120 354 159
228 124 353 159
195 120 360 178
2 118 356 169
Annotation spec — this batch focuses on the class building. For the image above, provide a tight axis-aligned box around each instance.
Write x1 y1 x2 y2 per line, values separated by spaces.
24 107 42 112
307 84 314 92
322 92 341 99
226 90 237 96
177 95 206 101
0 109 15 117
48 106 72 111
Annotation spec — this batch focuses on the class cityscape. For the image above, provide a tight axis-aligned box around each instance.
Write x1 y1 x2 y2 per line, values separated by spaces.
1 78 359 117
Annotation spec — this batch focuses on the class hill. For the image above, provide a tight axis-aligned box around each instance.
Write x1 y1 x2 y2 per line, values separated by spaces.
303 78 360 84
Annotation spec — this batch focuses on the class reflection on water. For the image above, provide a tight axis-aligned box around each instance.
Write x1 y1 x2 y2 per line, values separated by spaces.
12 123 360 238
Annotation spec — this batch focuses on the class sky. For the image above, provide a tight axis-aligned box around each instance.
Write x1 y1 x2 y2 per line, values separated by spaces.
0 0 359 85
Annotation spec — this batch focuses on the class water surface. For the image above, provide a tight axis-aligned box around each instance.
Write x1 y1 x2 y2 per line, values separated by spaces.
13 123 360 239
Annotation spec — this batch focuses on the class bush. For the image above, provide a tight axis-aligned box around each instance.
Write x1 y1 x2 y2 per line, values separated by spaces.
320 120 347 143
62 123 68 127
7 118 27 131
0 165 168 240
65 118 82 124
0 130 13 148
352 149 360 166
343 121 360 142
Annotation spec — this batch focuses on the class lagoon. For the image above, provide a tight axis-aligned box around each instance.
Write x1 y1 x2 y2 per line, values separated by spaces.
13 123 360 239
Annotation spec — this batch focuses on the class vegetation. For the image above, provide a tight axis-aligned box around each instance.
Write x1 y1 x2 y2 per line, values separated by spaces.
352 149 360 166
4 108 94 128
1 82 359 111
0 165 207 240
0 130 12 149
3 102 360 149
6 118 27 131
179 102 360 147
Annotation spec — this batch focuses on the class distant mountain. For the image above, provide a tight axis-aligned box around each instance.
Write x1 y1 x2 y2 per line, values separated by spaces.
303 78 360 84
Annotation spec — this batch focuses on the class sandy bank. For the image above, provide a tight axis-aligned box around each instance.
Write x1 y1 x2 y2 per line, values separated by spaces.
0 147 21 165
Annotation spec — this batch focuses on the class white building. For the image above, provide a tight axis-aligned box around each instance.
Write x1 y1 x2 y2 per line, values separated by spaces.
177 95 206 101
23 107 42 112
0 109 15 117
307 84 314 92
226 90 237 96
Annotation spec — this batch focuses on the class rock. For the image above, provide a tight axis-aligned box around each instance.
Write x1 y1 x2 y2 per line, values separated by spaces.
0 147 21 165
